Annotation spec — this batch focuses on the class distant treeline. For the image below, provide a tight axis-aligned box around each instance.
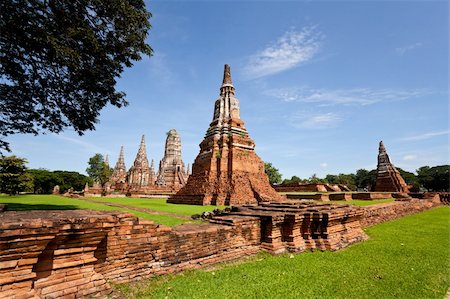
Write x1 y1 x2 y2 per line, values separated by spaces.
280 165 449 192
26 169 92 194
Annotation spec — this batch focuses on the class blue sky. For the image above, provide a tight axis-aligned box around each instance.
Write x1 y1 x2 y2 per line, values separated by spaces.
7 0 449 180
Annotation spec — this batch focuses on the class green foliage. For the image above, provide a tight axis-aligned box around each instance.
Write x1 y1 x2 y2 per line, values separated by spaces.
86 154 112 185
0 0 152 152
116 207 450 298
53 170 92 191
282 175 305 184
215 150 222 159
397 168 418 185
27 169 91 193
0 155 31 195
354 169 376 191
417 165 450 191
27 169 59 194
308 173 327 184
325 173 356 190
264 162 282 185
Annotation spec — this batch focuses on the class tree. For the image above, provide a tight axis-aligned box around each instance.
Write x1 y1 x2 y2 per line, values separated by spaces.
355 169 376 191
27 168 92 193
0 155 31 195
308 174 327 184
281 175 304 185
325 174 338 184
53 170 92 192
86 154 112 185
27 169 59 194
417 165 449 191
0 0 153 152
264 162 282 185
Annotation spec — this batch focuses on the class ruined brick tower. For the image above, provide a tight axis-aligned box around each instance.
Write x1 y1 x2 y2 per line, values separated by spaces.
108 146 128 192
156 129 189 191
373 141 409 193
128 135 154 189
169 64 283 205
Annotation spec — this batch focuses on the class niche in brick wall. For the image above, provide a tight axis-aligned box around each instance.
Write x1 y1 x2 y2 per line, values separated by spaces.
94 235 108 273
260 217 271 244
32 237 58 284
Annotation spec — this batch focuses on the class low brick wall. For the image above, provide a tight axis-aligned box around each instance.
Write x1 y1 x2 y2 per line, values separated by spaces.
360 198 441 227
329 193 353 201
285 193 330 201
352 192 392 200
0 211 260 299
1 198 442 298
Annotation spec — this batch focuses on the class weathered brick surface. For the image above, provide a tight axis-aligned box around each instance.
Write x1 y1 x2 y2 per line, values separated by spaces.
220 202 368 253
360 199 441 227
329 193 353 201
0 210 260 298
351 192 393 200
373 141 409 193
169 65 283 206
1 198 441 298
285 193 330 201
274 183 350 193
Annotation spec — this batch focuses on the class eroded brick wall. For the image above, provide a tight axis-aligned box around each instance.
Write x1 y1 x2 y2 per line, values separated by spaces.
1 199 443 299
0 211 260 299
360 198 441 227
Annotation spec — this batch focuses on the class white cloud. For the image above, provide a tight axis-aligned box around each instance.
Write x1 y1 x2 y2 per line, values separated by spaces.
290 112 342 129
396 42 422 56
320 162 328 168
53 134 110 154
243 26 324 79
400 130 450 141
403 154 417 161
268 87 432 106
146 52 174 84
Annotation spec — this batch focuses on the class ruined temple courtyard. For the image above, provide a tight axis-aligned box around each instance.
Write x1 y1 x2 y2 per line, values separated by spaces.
1 64 449 298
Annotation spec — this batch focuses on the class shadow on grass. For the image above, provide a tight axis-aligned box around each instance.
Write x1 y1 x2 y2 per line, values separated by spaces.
2 203 79 211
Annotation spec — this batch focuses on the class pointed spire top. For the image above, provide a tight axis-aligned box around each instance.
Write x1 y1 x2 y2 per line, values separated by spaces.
222 64 233 86
105 154 109 166
119 145 124 162
150 159 154 168
379 140 386 153
137 135 147 155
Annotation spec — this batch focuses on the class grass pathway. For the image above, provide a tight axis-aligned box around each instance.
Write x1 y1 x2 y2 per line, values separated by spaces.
76 197 192 220
0 194 189 226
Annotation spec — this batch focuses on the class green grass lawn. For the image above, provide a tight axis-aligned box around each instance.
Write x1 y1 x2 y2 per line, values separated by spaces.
332 199 395 206
96 197 224 215
0 194 188 226
116 206 450 299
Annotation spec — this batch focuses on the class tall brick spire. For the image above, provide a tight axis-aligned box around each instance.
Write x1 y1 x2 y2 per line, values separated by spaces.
128 135 151 187
169 64 283 206
156 129 188 189
379 141 386 154
118 146 125 165
222 64 233 86
108 146 127 189
373 141 409 193
134 135 148 166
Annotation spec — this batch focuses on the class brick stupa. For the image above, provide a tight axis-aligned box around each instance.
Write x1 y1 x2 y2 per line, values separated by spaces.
168 64 283 205
156 129 189 190
373 141 409 193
